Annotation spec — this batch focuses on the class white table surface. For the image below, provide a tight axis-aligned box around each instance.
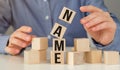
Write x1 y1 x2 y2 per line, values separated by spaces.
0 47 120 70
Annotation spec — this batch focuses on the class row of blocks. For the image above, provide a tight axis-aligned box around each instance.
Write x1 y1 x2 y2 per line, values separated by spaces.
51 38 120 65
24 38 120 65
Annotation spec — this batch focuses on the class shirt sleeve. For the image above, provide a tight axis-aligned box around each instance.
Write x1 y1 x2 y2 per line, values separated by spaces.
84 0 120 51
0 0 11 54
0 35 9 54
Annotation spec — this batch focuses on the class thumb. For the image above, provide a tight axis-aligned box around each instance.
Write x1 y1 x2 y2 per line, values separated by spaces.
5 47 20 55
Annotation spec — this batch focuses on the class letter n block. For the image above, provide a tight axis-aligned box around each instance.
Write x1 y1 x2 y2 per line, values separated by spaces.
50 23 67 39
51 51 65 64
59 7 76 24
53 38 66 51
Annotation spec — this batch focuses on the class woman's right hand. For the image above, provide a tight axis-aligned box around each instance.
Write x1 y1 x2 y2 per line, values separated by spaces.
5 26 34 55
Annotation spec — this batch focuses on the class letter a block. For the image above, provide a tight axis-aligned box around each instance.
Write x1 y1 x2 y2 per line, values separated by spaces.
50 23 67 39
103 51 119 64
53 38 66 51
32 37 48 50
59 7 76 24
74 38 90 52
51 51 65 64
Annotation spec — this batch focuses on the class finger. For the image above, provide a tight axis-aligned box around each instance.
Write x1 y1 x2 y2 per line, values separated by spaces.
17 26 32 33
14 32 32 42
10 38 28 48
8 43 22 50
80 13 97 24
91 22 109 31
85 16 106 28
5 47 20 55
80 5 103 13
32 35 37 38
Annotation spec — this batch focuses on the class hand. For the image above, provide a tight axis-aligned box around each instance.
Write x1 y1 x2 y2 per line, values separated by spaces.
5 26 34 55
80 5 117 45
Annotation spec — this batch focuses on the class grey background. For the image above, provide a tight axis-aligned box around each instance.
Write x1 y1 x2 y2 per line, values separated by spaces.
5 0 120 34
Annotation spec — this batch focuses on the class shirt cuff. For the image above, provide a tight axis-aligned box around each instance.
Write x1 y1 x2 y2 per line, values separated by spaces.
93 26 120 51
0 36 9 54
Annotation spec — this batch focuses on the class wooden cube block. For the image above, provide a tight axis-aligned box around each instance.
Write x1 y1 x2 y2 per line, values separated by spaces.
24 50 47 64
51 51 65 64
32 37 48 50
74 38 90 52
53 38 66 51
104 51 119 64
50 23 67 39
71 47 76 52
67 52 85 65
85 50 102 63
59 7 76 24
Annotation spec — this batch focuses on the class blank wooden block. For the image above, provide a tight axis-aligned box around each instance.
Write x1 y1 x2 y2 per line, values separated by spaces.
85 50 102 63
74 38 90 52
71 47 76 52
32 37 48 50
24 50 47 64
59 7 76 24
53 38 66 51
50 23 67 39
104 51 119 64
67 52 85 65
51 51 65 64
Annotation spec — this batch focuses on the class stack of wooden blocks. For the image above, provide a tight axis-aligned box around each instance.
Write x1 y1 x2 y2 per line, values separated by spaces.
24 37 48 64
50 7 76 64
24 6 120 65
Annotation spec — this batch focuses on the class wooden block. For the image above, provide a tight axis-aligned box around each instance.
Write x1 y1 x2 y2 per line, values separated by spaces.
32 37 48 50
67 52 85 65
103 51 119 64
53 38 66 51
50 23 67 39
74 38 90 52
59 7 76 24
51 51 65 64
24 50 47 64
85 50 102 63
71 47 76 52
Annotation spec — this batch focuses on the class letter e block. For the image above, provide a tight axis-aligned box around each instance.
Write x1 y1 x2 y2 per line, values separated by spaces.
51 51 65 64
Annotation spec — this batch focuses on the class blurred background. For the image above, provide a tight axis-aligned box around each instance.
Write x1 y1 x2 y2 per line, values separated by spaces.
5 0 120 34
